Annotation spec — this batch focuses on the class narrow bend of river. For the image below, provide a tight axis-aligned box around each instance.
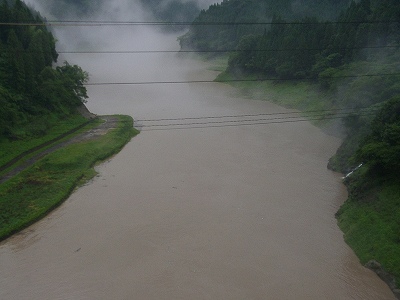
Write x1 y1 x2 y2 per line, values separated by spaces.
0 26 395 299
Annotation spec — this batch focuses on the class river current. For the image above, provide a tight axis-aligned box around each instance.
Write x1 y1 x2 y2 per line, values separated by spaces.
0 26 395 299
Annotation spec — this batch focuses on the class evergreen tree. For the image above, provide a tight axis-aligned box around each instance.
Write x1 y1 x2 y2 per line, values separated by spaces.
0 0 89 140
6 29 25 90
357 96 400 174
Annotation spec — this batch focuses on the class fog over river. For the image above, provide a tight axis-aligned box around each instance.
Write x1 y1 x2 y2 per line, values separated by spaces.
0 1 396 299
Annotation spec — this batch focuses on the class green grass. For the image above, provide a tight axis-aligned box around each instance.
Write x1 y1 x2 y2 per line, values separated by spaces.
0 114 90 168
206 55 229 72
337 178 400 285
215 71 338 127
214 60 400 290
0 115 138 241
0 117 103 177
183 53 229 72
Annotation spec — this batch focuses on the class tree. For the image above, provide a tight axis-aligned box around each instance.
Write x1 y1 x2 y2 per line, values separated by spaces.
28 30 45 74
56 61 89 106
6 29 25 90
0 0 11 43
0 0 89 140
356 96 400 174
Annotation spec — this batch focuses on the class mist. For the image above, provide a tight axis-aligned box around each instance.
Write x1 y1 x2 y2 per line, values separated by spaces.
26 0 219 21
24 0 221 58
1 2 397 299
22 0 219 116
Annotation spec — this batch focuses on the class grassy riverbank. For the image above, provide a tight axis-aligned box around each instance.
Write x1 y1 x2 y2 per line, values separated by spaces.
0 115 91 170
215 70 341 131
0 115 138 241
213 63 399 293
336 169 400 294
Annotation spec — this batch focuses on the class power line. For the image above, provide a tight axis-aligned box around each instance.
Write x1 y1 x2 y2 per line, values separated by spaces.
55 45 398 54
138 113 376 131
1 111 372 134
138 112 373 128
64 45 398 53
1 45 396 55
0 109 374 135
136 107 377 122
10 108 374 131
83 73 400 86
135 109 377 129
0 20 397 27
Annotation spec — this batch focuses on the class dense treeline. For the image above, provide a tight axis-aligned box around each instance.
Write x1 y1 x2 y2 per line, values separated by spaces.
181 0 400 291
0 0 88 140
179 0 351 51
334 95 400 294
183 0 400 174
227 0 400 81
357 96 400 175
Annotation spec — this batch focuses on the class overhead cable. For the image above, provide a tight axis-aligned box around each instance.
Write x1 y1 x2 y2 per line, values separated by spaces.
138 112 375 128
83 73 400 86
136 107 377 122
138 113 376 131
0 20 397 26
13 45 394 54
62 45 400 53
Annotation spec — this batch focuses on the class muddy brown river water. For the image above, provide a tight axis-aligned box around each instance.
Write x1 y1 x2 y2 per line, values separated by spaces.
0 29 395 299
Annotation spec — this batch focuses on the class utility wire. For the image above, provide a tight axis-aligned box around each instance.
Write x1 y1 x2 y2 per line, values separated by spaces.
138 113 376 131
138 111 375 128
1 45 397 54
0 20 398 26
62 46 400 53
136 110 377 127
136 107 378 122
83 73 400 86
20 109 375 133
32 108 375 128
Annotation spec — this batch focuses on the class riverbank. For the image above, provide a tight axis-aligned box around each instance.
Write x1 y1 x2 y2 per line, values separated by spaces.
0 114 138 241
337 171 400 299
1 50 395 299
214 68 400 297
0 114 93 171
214 69 344 136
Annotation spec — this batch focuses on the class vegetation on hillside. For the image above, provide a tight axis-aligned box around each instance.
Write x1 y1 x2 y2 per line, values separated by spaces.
183 0 400 292
185 0 400 172
0 1 139 241
179 0 351 51
0 115 138 241
0 0 89 141
335 97 400 289
226 0 398 79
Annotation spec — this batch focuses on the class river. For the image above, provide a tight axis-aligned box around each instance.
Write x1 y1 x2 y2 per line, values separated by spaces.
0 23 395 299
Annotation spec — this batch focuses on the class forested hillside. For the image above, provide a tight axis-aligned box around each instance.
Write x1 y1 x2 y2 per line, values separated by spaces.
227 0 399 81
182 0 400 172
181 0 400 294
0 0 89 140
179 0 351 51
226 0 400 161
